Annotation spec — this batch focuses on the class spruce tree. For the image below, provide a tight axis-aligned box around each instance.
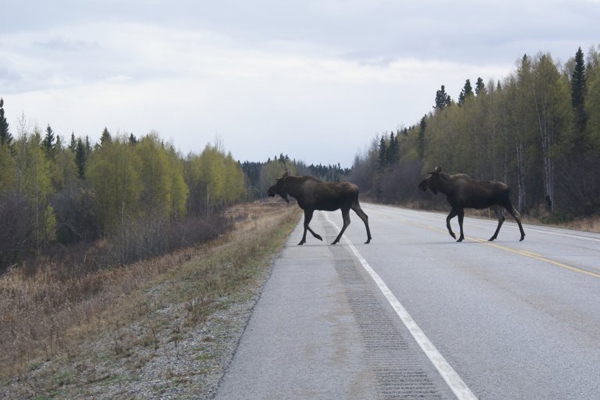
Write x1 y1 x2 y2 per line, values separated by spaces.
76 138 87 179
99 127 112 148
434 85 452 110
0 98 13 146
43 124 56 159
475 77 486 96
386 132 398 166
378 136 388 171
458 79 474 106
128 133 138 145
69 132 77 152
571 47 587 136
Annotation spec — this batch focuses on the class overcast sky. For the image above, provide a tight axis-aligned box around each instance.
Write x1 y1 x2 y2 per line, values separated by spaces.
1 0 598 167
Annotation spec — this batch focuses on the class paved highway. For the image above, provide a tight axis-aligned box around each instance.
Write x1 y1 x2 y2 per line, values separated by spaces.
215 204 600 399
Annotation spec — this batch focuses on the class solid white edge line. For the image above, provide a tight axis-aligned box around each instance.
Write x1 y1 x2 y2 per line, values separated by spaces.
323 212 478 400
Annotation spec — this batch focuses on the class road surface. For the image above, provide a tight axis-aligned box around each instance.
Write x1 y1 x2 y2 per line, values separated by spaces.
215 204 600 399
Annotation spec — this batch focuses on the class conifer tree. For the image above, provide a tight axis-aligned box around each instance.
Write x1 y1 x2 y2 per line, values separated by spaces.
0 98 13 146
99 127 112 148
571 47 587 137
75 137 87 179
434 85 452 110
69 132 77 152
128 133 138 145
458 79 474 105
43 124 56 160
386 132 398 165
378 136 387 171
475 77 486 96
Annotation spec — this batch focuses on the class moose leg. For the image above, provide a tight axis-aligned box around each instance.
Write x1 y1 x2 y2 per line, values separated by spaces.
351 203 372 244
298 209 323 245
489 205 505 241
505 206 526 241
332 208 351 245
446 208 458 240
456 208 466 242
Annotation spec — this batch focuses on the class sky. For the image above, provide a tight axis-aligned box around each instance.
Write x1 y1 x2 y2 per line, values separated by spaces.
1 0 598 168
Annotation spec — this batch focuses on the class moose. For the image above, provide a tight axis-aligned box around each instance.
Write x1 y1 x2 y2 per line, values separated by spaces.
267 171 372 245
418 166 525 242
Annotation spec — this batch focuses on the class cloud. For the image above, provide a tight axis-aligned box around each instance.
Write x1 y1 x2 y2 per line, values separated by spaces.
1 1 598 167
33 37 100 52
0 59 22 88
0 15 524 167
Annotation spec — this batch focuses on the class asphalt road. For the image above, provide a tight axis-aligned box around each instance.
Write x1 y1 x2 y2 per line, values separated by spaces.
215 203 600 399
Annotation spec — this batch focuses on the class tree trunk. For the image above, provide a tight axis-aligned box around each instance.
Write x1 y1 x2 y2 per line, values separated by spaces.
516 141 527 213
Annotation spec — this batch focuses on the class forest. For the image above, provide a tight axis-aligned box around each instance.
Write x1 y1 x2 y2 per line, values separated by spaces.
349 46 600 222
1 45 598 275
0 113 250 275
0 104 347 275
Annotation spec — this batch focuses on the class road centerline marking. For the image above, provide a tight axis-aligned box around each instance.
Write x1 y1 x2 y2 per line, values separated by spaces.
323 212 478 400
483 241 600 279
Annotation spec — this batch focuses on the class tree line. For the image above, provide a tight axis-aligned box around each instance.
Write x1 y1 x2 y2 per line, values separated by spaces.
0 102 347 275
240 153 350 199
350 46 600 221
0 109 247 274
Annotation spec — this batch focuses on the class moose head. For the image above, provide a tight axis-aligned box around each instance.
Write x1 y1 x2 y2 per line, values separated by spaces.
418 166 443 194
267 170 291 203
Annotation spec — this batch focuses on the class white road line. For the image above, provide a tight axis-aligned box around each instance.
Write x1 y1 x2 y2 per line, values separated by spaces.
323 212 478 400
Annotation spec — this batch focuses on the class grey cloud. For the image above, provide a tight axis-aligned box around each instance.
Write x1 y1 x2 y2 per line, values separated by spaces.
33 37 100 52
0 59 24 93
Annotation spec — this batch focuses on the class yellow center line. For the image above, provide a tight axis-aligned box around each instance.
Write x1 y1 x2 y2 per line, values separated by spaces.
409 220 600 280
483 240 600 279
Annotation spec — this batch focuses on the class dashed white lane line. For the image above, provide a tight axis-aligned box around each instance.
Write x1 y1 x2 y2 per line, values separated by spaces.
323 212 478 400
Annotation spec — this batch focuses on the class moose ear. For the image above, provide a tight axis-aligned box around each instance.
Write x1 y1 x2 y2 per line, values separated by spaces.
283 170 290 178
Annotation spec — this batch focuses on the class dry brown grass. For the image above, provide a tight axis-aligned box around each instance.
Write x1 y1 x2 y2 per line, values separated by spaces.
0 201 300 385
559 215 600 233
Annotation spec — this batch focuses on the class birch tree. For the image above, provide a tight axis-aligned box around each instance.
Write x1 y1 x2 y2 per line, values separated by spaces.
136 133 171 216
13 128 56 249
87 136 142 234
531 53 570 211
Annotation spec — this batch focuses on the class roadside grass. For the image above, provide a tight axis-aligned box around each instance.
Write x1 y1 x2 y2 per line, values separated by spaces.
565 216 600 233
1 201 299 398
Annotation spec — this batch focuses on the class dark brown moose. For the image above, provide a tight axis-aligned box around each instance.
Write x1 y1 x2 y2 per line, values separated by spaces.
418 166 525 242
267 171 372 245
